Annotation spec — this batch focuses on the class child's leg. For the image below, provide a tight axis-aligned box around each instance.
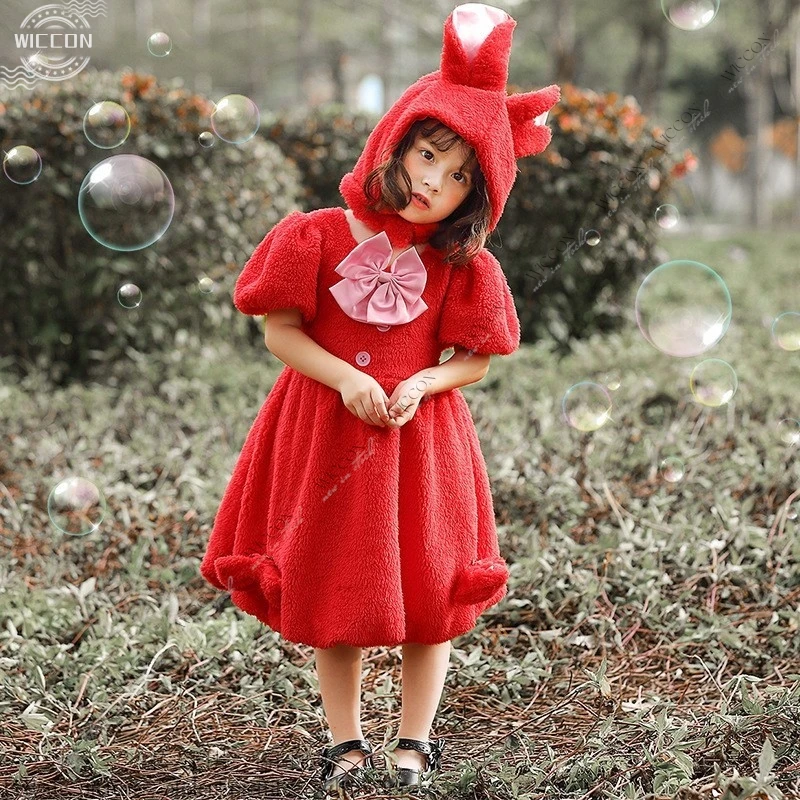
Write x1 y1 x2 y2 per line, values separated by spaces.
314 645 368 777
394 640 452 771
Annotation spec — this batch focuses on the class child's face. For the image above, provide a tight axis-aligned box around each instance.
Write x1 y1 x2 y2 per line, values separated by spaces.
396 133 473 224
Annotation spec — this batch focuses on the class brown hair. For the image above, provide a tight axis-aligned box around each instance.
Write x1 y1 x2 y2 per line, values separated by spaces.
361 117 492 267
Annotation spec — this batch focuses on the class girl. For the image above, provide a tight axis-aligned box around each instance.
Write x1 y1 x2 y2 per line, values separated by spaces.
199 2 559 793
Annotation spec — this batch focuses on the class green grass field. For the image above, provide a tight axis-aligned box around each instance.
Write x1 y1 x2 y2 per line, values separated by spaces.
1 229 798 799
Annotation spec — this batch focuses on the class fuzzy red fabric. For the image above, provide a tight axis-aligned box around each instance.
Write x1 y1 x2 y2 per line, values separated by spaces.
199 3 559 648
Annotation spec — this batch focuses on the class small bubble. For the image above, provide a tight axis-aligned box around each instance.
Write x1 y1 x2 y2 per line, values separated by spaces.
655 204 680 230
83 101 131 149
690 359 738 407
48 477 106 536
117 283 142 308
147 32 172 57
661 0 719 30
211 94 260 144
562 382 613 432
660 457 685 482
3 145 42 184
771 312 800 351
776 418 800 447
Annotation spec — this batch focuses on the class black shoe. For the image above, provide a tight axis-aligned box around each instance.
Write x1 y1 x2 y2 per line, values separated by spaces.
389 737 446 787
320 738 374 794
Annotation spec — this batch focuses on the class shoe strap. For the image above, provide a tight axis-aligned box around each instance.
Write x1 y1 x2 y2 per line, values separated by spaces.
395 737 445 771
321 738 374 764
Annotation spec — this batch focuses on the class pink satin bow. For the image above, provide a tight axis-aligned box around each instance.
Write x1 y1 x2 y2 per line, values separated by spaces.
329 231 428 327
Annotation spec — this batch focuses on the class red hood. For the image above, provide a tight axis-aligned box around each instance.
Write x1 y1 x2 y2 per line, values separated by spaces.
339 3 560 250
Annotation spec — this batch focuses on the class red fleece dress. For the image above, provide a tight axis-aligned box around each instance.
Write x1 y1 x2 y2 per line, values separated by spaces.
199 205 521 648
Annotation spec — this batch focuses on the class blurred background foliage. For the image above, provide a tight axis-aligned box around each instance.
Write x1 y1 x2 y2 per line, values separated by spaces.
0 69 692 385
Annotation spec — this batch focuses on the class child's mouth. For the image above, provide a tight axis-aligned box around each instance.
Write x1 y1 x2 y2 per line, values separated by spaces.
411 193 429 209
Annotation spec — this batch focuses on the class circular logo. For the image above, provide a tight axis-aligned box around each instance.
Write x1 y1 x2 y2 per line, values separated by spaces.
18 4 92 81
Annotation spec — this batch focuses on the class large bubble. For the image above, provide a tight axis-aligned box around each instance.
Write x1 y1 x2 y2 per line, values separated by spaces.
635 260 731 357
661 0 719 30
78 155 175 251
3 145 42 184
210 94 260 144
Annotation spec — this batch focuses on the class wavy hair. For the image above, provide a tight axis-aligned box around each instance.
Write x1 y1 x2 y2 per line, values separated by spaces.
361 117 492 267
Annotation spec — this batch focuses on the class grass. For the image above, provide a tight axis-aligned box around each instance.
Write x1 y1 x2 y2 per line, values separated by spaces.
0 228 799 799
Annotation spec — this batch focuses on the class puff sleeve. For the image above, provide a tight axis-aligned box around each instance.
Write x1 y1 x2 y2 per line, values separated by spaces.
436 249 521 356
233 210 321 324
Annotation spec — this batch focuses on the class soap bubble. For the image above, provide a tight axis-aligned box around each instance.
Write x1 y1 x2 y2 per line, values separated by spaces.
771 312 800 351
83 101 131 149
3 145 42 184
147 32 172 57
585 230 601 246
660 457 685 482
211 94 260 144
562 381 613 431
655 204 680 229
198 276 215 293
776 418 800 446
661 0 719 30
602 372 621 391
48 477 107 536
198 131 215 148
78 155 175 251
690 359 738 407
635 260 731 357
117 283 142 308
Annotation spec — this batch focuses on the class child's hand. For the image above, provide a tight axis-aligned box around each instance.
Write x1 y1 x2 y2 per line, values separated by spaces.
339 372 393 427
386 377 428 428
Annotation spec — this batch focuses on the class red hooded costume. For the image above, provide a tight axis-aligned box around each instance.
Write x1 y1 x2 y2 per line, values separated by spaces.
199 3 560 648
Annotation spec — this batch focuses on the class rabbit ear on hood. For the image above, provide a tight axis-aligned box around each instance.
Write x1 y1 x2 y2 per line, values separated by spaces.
339 2 561 250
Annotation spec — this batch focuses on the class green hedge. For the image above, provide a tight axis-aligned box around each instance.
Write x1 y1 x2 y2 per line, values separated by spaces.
0 70 303 385
1 72 693 385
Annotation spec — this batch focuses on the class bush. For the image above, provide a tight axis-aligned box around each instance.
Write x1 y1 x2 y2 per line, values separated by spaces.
261 103 378 214
0 70 304 385
496 82 696 352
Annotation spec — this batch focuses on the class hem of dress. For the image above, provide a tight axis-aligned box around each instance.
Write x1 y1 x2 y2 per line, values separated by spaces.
241 588 506 649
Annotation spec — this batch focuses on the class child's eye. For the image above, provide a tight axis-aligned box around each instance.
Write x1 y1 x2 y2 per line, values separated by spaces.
420 149 467 183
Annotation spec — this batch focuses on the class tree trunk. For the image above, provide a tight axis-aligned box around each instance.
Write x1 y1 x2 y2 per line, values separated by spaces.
624 21 669 117
747 1 779 228
379 0 394 112
192 0 211 96
328 39 346 105
550 0 577 84
133 0 152 54
793 6 800 223
296 0 313 106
